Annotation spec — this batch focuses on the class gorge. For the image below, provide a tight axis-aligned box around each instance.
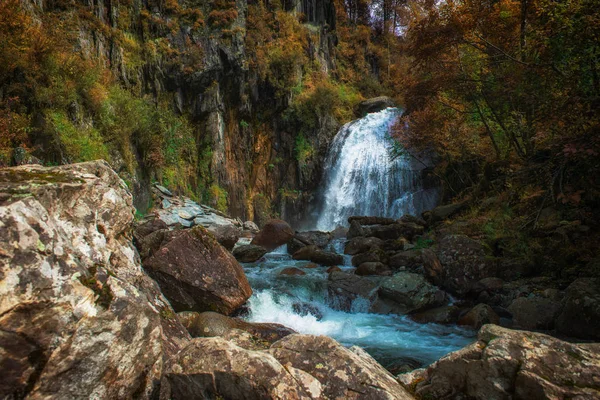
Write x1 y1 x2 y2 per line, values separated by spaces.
1 0 599 399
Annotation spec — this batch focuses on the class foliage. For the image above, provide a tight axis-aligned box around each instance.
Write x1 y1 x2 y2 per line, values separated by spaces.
207 184 228 213
294 133 314 167
48 111 109 163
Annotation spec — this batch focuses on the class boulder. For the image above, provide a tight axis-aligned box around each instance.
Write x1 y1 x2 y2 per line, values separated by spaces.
378 272 447 314
295 230 333 248
177 311 295 345
269 334 413 399
508 296 562 330
347 219 365 239
251 219 294 251
326 266 342 274
161 337 318 399
411 324 600 400
428 201 468 223
389 249 423 270
410 305 461 325
422 248 443 285
133 217 168 243
287 237 308 255
243 220 259 233
292 303 324 320
356 262 392 276
331 226 349 238
356 96 396 116
458 304 500 329
143 225 252 314
280 267 306 276
436 235 497 296
208 223 241 250
292 245 343 266
556 278 600 340
327 272 380 311
232 244 268 263
344 236 384 255
352 249 387 266
0 161 190 399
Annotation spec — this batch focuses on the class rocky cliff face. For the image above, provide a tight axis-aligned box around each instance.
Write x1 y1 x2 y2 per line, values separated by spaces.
17 0 340 226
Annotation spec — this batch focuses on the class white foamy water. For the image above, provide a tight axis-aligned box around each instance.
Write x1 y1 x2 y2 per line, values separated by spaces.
315 108 439 231
242 249 474 370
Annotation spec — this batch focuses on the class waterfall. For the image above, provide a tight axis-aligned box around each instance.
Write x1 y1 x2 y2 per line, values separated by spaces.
315 107 439 231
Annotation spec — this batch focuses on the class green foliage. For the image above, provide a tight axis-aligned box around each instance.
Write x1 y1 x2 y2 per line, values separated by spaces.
294 133 314 167
207 184 228 213
48 111 109 162
413 237 434 250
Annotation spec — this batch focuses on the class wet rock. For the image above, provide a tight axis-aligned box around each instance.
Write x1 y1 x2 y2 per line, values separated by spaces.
556 278 600 340
326 266 342 274
295 230 333 248
292 245 343 266
292 303 324 320
389 249 423 270
251 219 295 251
348 215 397 225
327 272 380 311
422 248 443 284
347 219 365 239
287 237 308 255
0 161 189 399
381 237 410 252
270 334 413 399
155 184 173 196
356 262 392 276
344 236 384 255
437 235 497 296
411 306 461 325
144 225 252 314
352 248 387 266
378 272 447 314
508 296 562 330
303 262 319 268
177 311 295 345
357 96 397 116
458 304 500 329
428 201 468 223
232 244 268 263
412 324 600 400
331 226 349 238
161 337 317 399
280 267 306 276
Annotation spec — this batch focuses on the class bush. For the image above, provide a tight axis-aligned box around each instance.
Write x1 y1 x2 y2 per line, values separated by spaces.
48 111 109 162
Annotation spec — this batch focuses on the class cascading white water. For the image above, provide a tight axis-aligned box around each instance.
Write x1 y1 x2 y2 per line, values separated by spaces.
315 107 439 231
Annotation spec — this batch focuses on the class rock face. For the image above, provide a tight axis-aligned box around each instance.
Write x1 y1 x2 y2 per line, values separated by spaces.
410 324 600 400
251 219 295 251
144 225 252 314
232 244 268 263
270 335 413 400
0 161 190 399
436 234 497 296
556 278 600 340
378 272 447 314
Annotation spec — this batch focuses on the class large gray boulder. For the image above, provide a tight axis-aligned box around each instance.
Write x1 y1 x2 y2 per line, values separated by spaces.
378 272 447 314
0 161 190 399
436 234 497 296
408 324 600 399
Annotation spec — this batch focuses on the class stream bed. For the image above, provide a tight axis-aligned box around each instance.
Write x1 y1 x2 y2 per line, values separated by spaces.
241 243 475 372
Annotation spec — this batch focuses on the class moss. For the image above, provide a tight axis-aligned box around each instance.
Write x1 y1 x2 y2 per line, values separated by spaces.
160 307 176 320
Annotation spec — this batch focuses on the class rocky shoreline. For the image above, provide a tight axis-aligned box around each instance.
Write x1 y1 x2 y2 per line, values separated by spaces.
1 161 598 399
